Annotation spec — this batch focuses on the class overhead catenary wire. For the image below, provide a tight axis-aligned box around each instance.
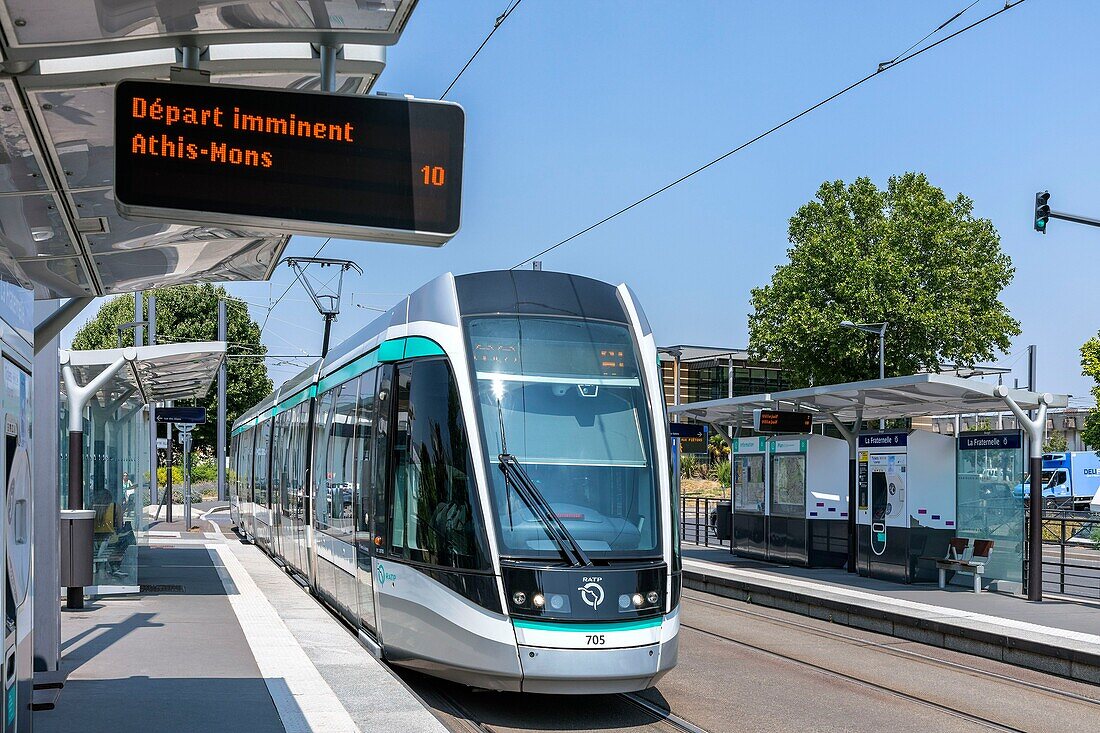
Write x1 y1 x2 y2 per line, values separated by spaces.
440 0 525 100
878 0 983 70
510 0 1028 270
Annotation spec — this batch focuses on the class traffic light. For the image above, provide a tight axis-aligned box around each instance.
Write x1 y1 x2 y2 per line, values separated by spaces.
1034 191 1050 233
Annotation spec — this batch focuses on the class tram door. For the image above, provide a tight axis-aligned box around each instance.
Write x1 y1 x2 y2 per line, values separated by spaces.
356 367 387 637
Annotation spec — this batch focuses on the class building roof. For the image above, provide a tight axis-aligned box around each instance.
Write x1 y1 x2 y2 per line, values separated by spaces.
667 373 1069 427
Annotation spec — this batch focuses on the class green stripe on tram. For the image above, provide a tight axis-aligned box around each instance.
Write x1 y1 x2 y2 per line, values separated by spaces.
512 617 663 632
234 336 447 431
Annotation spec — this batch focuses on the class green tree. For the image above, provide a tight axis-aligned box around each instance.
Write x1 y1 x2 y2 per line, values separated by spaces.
1042 432 1068 454
1081 334 1100 449
72 284 273 452
748 173 1020 387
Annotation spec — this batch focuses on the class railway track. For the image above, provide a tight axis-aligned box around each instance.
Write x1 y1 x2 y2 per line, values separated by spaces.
407 671 712 733
679 590 1100 732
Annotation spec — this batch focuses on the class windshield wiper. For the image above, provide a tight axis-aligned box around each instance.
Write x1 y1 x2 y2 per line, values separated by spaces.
498 453 592 567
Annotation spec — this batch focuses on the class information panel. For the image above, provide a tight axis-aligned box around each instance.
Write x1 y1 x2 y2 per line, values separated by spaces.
752 408 812 434
115 79 464 245
155 406 207 424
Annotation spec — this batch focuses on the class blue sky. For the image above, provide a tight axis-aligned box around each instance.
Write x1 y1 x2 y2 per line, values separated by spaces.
67 1 1100 401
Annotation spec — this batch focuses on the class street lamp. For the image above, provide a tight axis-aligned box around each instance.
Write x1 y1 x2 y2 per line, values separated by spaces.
841 320 888 429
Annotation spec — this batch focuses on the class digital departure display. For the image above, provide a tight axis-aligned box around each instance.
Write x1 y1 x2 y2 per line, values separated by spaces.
753 408 812 434
114 79 464 245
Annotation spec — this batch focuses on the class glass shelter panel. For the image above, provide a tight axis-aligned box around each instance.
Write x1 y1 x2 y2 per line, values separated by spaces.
770 452 806 517
61 394 149 589
733 454 766 513
956 434 1024 586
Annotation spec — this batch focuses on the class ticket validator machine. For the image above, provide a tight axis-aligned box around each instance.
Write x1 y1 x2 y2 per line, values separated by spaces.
731 435 849 567
857 430 955 583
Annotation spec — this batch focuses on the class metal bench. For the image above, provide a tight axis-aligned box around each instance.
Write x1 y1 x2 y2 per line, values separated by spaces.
935 538 994 593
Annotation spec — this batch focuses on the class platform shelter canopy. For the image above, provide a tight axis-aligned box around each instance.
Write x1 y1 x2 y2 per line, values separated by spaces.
60 341 225 406
667 373 1070 428
0 1 419 299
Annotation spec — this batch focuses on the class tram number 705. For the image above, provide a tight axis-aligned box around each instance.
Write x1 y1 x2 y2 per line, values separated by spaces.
585 634 606 646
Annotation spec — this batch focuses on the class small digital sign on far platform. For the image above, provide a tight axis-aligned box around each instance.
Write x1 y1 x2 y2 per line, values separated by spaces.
753 408 812 434
114 79 464 246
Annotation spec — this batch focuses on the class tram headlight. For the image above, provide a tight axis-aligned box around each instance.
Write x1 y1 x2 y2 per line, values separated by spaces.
631 593 645 607
646 591 660 605
512 591 527 606
532 593 546 608
618 594 632 610
548 594 566 610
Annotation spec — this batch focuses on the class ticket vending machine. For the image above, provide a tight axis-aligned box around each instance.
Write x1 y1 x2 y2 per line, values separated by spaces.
857 430 955 583
731 435 848 566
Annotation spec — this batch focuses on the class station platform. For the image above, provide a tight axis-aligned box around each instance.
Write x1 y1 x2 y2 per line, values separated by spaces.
682 543 1100 684
35 515 445 733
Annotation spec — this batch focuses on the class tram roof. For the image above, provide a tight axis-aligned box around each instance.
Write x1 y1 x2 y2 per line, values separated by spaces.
0 1 417 298
61 340 225 405
667 373 1070 427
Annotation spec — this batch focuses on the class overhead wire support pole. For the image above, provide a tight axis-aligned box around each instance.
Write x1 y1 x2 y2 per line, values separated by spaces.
995 386 1051 602
217 299 227 502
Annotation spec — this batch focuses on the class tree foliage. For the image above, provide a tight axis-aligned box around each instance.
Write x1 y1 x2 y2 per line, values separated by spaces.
72 284 272 452
1081 334 1100 449
748 173 1020 387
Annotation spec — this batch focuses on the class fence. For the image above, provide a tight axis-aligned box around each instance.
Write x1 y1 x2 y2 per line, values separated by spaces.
1031 509 1100 599
679 495 730 548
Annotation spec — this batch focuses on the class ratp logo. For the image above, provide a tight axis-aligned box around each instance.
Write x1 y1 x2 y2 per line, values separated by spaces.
376 563 397 585
577 581 605 610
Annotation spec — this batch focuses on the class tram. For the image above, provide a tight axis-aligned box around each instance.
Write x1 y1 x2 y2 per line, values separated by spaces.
230 269 680 693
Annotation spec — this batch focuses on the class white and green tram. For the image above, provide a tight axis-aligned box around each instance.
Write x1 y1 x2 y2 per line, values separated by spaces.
230 269 680 693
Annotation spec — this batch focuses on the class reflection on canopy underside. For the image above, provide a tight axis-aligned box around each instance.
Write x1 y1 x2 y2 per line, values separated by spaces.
667 374 1070 427
60 341 225 406
0 1 408 298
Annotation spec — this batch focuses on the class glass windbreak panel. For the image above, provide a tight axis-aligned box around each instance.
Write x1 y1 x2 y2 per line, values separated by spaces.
321 381 359 538
956 439 1024 585
392 360 489 570
733 454 766 513
466 316 659 559
770 453 806 517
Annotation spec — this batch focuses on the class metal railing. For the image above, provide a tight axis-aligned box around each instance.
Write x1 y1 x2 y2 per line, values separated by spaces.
679 495 731 548
1031 509 1100 599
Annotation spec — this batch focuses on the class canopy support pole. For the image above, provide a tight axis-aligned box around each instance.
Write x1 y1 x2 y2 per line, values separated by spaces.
60 351 133 609
996 386 1051 601
828 409 863 575
33 297 93 355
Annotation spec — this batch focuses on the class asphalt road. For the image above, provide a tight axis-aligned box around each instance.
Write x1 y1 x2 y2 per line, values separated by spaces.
410 589 1100 733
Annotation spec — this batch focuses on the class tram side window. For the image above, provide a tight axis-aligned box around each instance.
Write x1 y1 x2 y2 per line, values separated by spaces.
255 420 272 508
229 434 238 499
391 359 490 571
290 402 309 518
241 429 254 505
320 380 359 537
355 370 378 538
312 390 337 526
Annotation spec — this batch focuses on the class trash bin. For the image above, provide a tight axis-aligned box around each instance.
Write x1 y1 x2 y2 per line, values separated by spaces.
711 501 732 541
59 509 95 587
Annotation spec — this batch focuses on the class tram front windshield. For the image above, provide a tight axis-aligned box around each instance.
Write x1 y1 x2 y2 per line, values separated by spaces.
467 316 660 560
